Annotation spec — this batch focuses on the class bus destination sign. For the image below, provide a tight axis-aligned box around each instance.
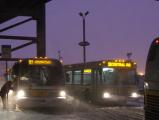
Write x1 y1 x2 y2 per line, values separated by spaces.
107 61 132 68
28 59 52 65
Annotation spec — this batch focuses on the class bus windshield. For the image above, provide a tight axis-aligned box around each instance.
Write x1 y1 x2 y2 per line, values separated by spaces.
102 68 136 85
12 59 64 87
145 40 159 82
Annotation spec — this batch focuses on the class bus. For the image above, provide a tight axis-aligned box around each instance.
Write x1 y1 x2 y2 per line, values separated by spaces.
8 58 69 108
144 38 159 120
64 59 140 105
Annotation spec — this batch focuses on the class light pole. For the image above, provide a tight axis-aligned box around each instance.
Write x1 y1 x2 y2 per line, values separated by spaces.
126 52 132 60
78 11 90 63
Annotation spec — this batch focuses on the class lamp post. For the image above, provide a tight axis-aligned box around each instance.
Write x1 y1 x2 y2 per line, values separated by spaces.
126 52 132 60
78 11 90 63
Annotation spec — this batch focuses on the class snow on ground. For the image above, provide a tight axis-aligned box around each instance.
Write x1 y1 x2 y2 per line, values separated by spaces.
0 107 144 120
0 98 144 120
0 106 144 120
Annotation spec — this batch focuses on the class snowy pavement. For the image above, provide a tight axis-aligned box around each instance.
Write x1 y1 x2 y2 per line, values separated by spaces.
0 99 144 120
0 106 144 120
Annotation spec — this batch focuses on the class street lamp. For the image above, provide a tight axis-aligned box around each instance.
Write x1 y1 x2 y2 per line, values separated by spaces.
78 11 90 63
126 52 132 60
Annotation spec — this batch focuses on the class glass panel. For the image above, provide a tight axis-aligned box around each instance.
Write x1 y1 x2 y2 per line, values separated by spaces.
117 70 136 85
96 69 102 85
102 67 117 85
148 45 159 62
73 70 81 84
65 71 72 84
146 45 159 82
83 69 92 85
12 62 64 86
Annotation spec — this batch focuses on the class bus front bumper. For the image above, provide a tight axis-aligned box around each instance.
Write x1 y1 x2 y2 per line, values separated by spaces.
16 97 70 108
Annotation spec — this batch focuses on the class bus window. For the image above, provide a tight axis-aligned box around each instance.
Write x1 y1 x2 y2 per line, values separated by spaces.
102 68 117 85
128 70 136 84
73 70 81 84
83 69 92 85
147 41 159 62
94 69 101 85
65 71 72 84
145 40 159 82
117 70 136 85
12 59 64 87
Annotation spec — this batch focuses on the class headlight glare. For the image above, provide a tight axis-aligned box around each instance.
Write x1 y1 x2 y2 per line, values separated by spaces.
8 90 13 95
59 90 66 97
131 92 139 98
103 92 111 98
17 90 25 99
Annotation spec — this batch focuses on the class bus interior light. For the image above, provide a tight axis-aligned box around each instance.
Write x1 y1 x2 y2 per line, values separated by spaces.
103 68 114 72
84 69 92 73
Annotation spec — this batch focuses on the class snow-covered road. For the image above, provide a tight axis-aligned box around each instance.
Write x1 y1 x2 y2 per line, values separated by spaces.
0 96 144 120
0 106 144 120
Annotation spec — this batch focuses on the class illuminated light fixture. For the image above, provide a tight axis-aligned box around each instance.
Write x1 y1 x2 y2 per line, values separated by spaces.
28 59 52 65
131 92 139 98
39 57 42 59
134 62 137 65
19 59 23 63
58 90 66 99
138 72 144 76
17 90 25 99
60 60 63 63
108 61 132 68
155 40 159 45
103 92 111 98
103 67 114 72
144 82 149 88
60 91 66 97
44 57 48 59
8 90 13 95
34 57 37 59
102 61 106 64
125 63 131 67
84 69 92 73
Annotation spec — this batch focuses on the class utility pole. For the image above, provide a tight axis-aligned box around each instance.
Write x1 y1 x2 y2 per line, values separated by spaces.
127 52 132 60
58 50 63 63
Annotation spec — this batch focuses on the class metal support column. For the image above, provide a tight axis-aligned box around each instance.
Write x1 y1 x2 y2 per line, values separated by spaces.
36 5 46 57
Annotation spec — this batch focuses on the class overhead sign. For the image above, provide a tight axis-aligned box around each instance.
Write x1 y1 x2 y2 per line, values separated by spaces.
1 45 11 58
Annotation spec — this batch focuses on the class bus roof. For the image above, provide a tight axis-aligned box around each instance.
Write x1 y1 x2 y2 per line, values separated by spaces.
64 59 136 69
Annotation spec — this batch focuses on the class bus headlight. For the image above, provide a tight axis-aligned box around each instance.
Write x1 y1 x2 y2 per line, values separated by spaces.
131 92 139 98
103 92 111 98
17 90 25 99
144 82 149 88
58 90 66 99
8 90 14 95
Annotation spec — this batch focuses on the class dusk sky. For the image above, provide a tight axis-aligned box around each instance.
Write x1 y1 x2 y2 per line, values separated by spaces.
0 0 159 73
